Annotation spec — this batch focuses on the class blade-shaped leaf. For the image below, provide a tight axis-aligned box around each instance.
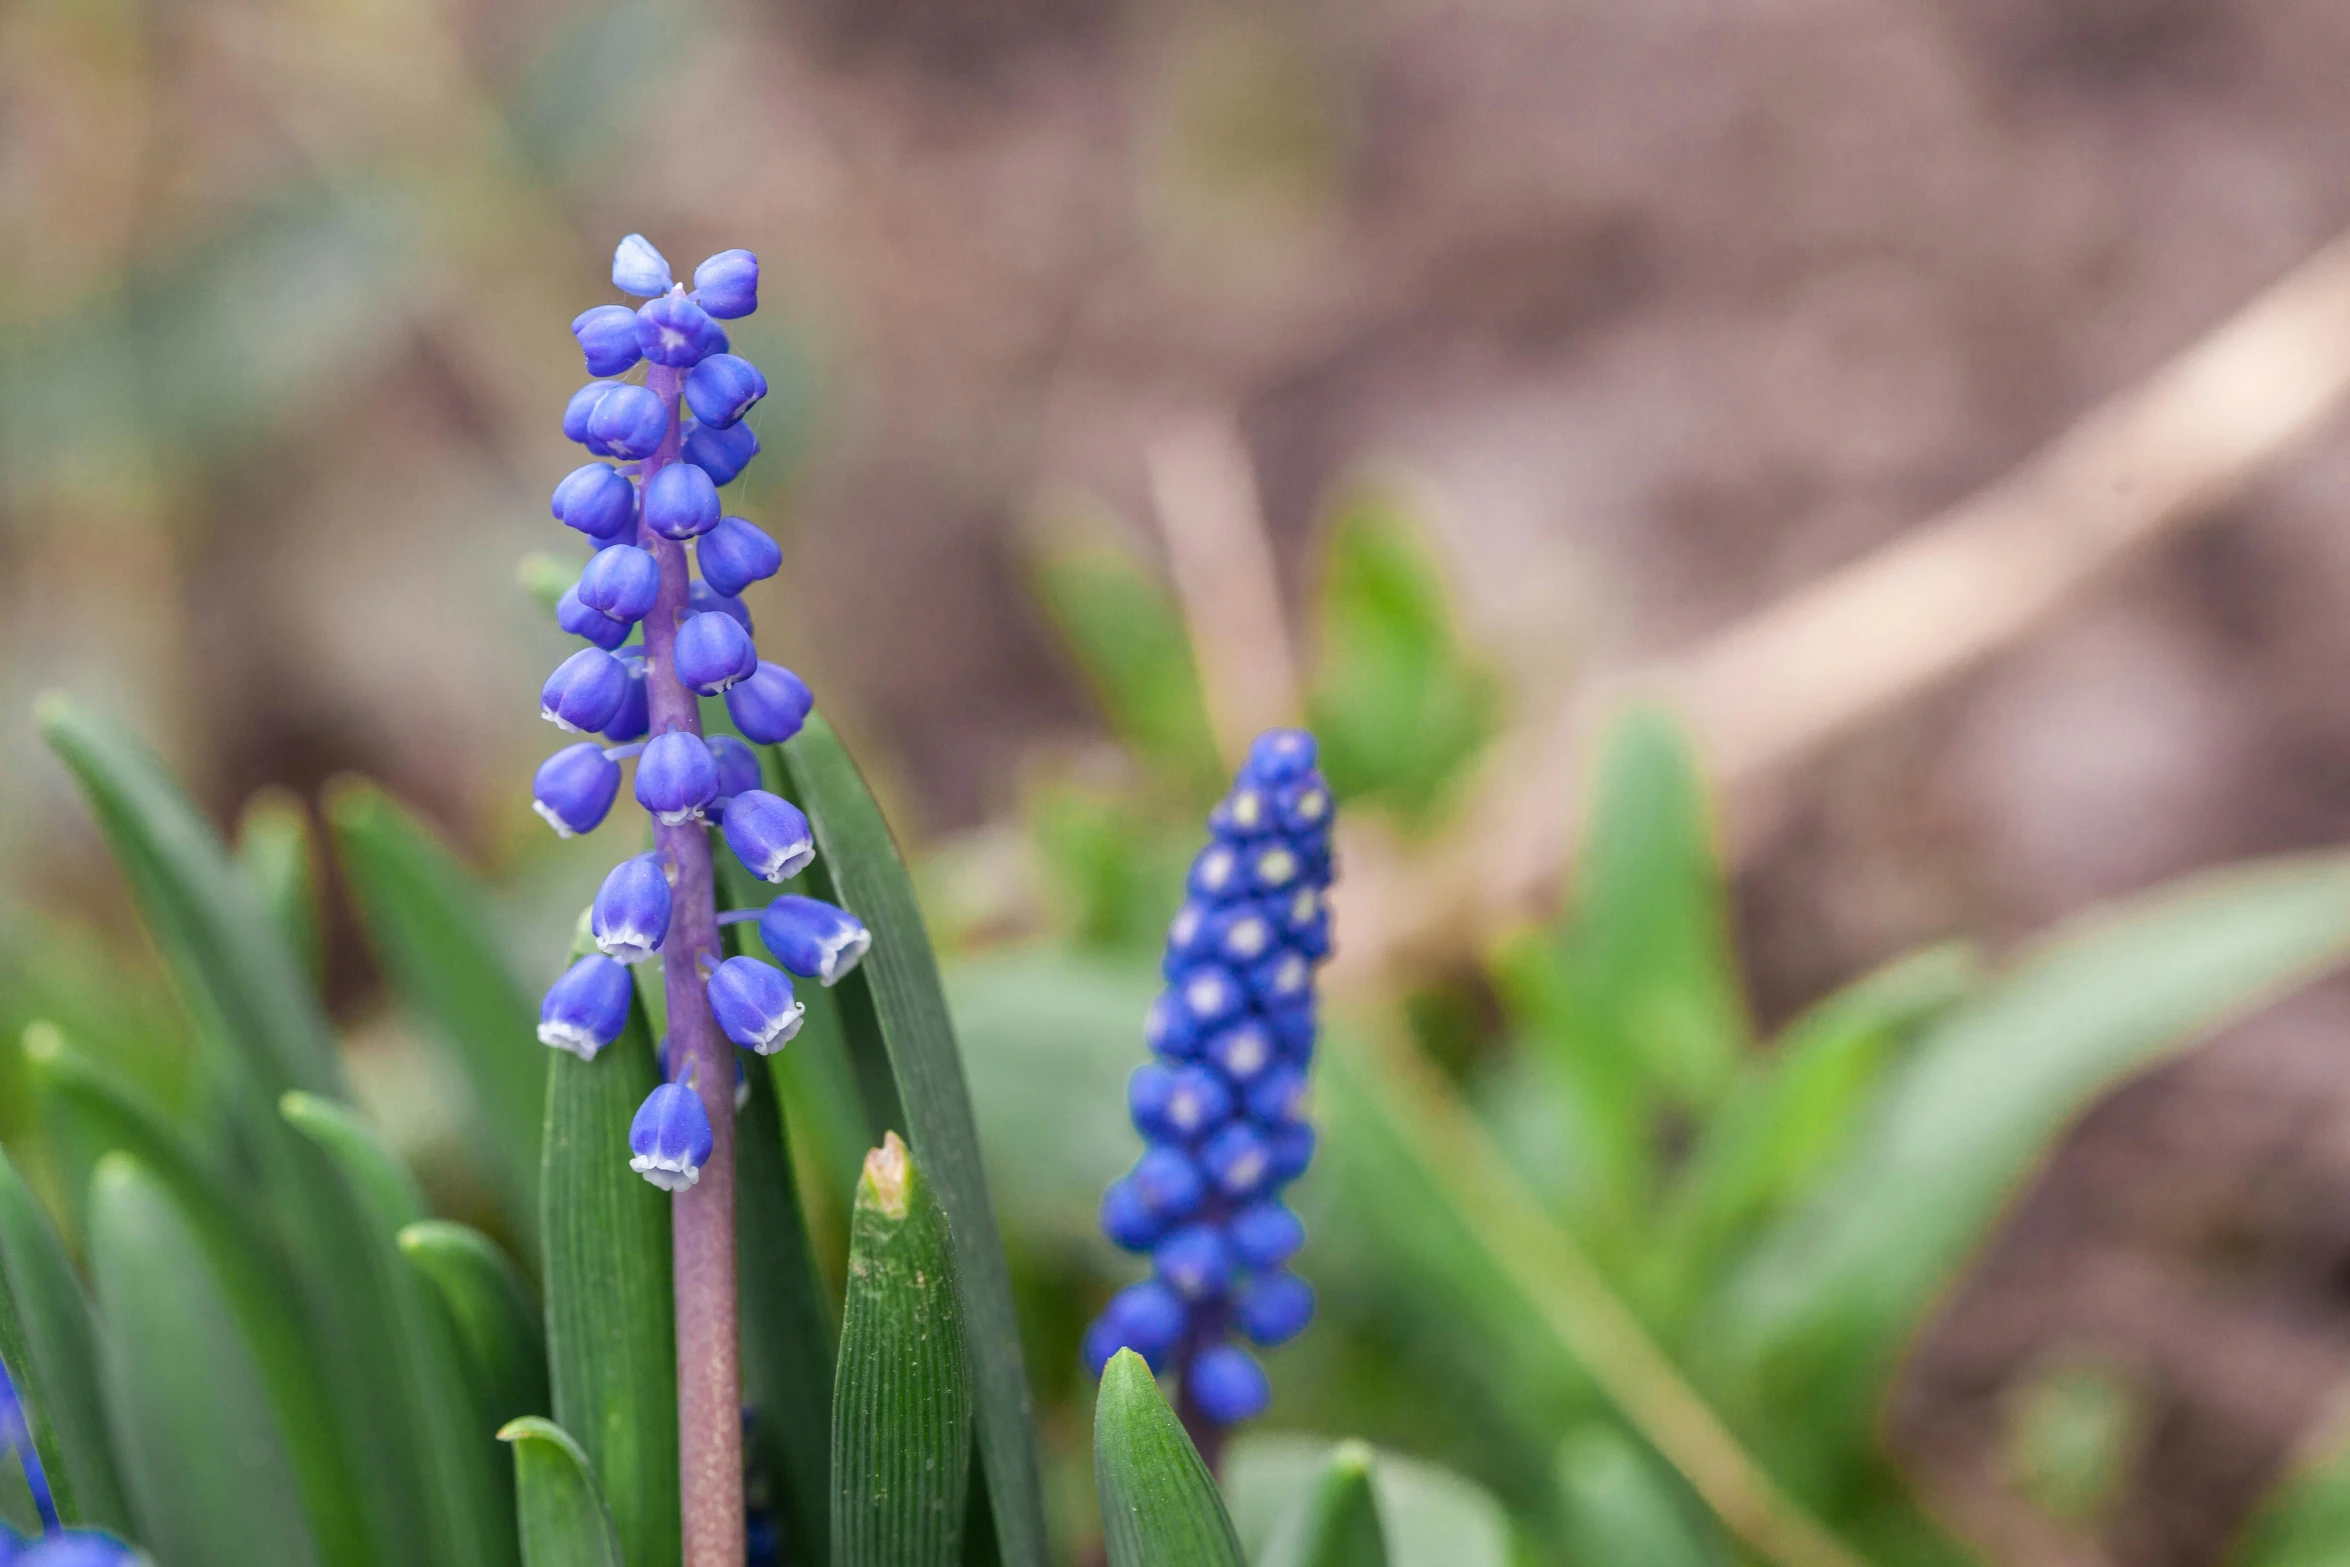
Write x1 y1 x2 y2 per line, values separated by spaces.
0 1147 127 1533
1258 1441 1388 1567
235 788 322 990
1224 1437 1512 1567
400 1220 549 1433
37 695 342 1099
500 1417 625 1567
832 1134 970 1567
328 778 540 1238
541 962 679 1567
86 1152 320 1567
1715 852 2350 1455
283 1093 517 1567
1555 1424 1728 1567
775 713 1048 1567
1093 1349 1244 1567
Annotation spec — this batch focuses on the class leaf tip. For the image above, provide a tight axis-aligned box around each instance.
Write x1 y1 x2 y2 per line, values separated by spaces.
20 1020 63 1069
860 1129 913 1221
1329 1439 1376 1480
31 690 73 742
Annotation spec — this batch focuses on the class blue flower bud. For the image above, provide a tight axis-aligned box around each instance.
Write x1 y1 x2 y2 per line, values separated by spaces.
1187 1343 1270 1424
1278 886 1330 958
1161 900 1216 978
557 584 634 650
1082 1280 1187 1376
541 647 630 733
592 855 672 963
1243 728 1316 785
577 544 661 624
709 733 763 799
1210 904 1278 967
1099 1177 1163 1252
533 742 622 836
722 791 816 882
758 894 870 985
1235 1271 1314 1347
684 354 768 428
726 662 814 745
675 609 757 695
1201 1121 1272 1199
564 381 619 449
584 382 670 460
682 417 760 485
1267 1119 1315 1184
1247 948 1313 1011
697 516 782 597
572 305 644 376
1187 841 1245 902
629 1080 714 1190
692 249 760 318
1153 1223 1231 1300
552 462 637 540
690 578 755 631
636 292 728 367
636 731 718 824
1273 773 1333 836
1227 1200 1304 1269
707 955 805 1053
1144 991 1199 1058
1130 1063 1231 1142
1246 840 1304 895
612 233 675 297
539 954 632 1057
604 648 649 740
643 462 721 540
1245 1064 1307 1125
1269 1005 1315 1058
1206 1018 1275 1082
1175 965 1247 1031
1208 783 1273 839
1132 1145 1205 1221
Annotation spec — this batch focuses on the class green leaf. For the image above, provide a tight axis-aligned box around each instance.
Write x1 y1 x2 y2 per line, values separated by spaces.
0 1145 128 1533
832 1133 972 1566
400 1220 550 1434
499 1417 626 1567
1258 1441 1388 1567
541 960 679 1567
235 788 322 990
1717 852 2350 1456
86 1152 320 1567
37 695 342 1099
1224 1437 1512 1567
1555 1424 1726 1567
282 1093 517 1567
775 712 1049 1567
25 1029 370 1560
1092 1350 1244 1567
328 778 541 1239
1305 485 1501 826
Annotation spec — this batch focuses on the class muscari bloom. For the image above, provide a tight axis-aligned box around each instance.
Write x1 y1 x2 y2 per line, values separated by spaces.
1082 729 1334 1428
530 234 877 1187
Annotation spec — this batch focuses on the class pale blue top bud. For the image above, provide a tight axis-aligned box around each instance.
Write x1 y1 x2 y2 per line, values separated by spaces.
539 954 633 1057
707 955 805 1053
725 661 812 745
592 855 673 963
557 584 634 650
572 305 644 376
577 544 660 624
722 791 816 883
533 742 621 837
629 1080 713 1191
552 462 636 540
1243 728 1317 785
674 610 757 696
692 249 759 318
635 731 718 825
682 418 759 485
758 895 871 986
684 354 767 428
612 233 675 297
584 382 669 460
708 734 763 800
643 462 720 539
636 291 728 367
696 516 781 598
541 647 630 733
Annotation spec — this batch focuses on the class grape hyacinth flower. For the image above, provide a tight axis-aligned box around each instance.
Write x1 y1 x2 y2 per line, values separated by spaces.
526 233 872 1565
1083 729 1334 1465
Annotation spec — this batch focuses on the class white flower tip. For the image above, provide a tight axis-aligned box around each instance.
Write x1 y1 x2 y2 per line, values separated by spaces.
532 801 580 839
631 1153 701 1191
653 806 705 827
749 1003 807 1055
757 841 816 882
818 929 872 987
537 1022 604 1060
541 706 583 733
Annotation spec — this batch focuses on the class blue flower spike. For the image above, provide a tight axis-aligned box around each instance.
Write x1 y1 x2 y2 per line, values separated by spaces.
1083 728 1333 1434
592 855 673 964
629 1077 715 1191
539 955 633 1058
758 895 871 986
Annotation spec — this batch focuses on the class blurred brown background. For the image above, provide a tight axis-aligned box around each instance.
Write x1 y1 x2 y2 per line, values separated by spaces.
12 0 2350 1561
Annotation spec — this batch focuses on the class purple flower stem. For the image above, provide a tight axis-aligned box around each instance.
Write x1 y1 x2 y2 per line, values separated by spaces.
639 361 745 1567
1173 1313 1228 1475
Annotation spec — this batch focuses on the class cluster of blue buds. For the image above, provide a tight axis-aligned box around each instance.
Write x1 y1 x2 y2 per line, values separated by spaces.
0 1361 133 1564
1082 730 1333 1427
529 235 871 1189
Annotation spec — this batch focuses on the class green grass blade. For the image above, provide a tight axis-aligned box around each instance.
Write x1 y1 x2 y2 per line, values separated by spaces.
87 1152 321 1567
1224 1437 1513 1567
1092 1350 1244 1567
235 788 322 990
0 1147 127 1533
541 960 679 1567
400 1220 550 1432
500 1418 625 1567
283 1093 517 1567
328 778 541 1237
832 1134 971 1567
36 695 342 1098
1259 1441 1388 1567
777 713 1049 1566
1555 1425 1727 1567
